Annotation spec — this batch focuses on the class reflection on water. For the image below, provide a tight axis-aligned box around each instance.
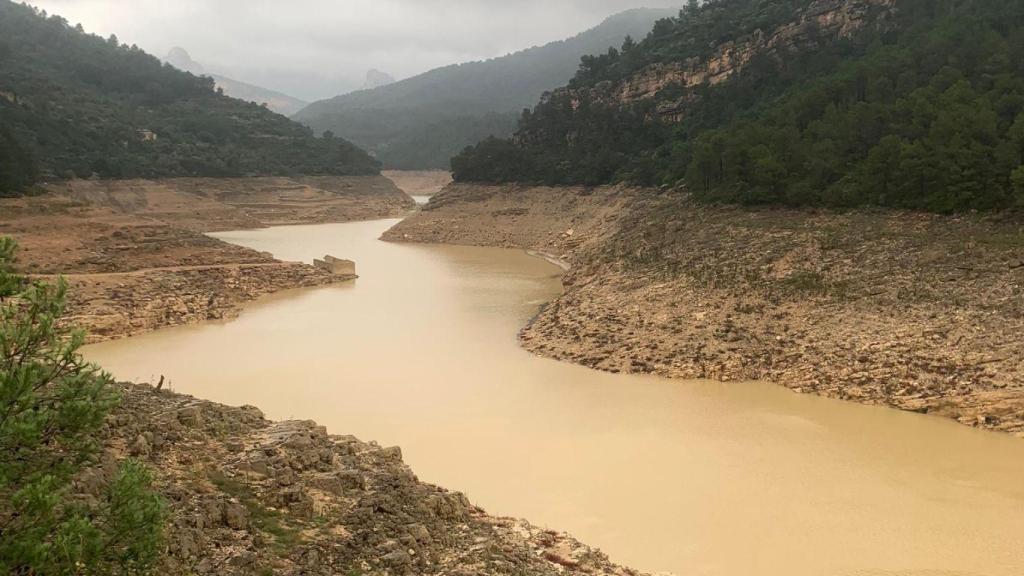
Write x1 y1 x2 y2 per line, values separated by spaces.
84 219 1024 576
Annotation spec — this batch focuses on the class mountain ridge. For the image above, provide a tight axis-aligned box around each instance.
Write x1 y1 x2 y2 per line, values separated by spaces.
293 7 677 169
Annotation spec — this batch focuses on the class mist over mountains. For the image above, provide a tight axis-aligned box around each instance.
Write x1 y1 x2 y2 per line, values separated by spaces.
294 8 676 170
163 47 308 116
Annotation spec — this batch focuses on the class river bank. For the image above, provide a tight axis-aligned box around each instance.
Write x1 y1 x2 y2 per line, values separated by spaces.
383 183 1024 436
98 382 640 576
0 176 415 341
89 217 1024 576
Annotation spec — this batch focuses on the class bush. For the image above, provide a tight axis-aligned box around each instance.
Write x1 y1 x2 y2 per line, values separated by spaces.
0 237 165 574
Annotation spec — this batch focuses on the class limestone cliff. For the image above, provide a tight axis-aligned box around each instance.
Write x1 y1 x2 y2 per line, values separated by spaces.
548 0 895 123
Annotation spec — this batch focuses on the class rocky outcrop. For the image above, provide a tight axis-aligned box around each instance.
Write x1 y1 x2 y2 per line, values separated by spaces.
385 183 1024 437
97 384 643 576
556 0 895 122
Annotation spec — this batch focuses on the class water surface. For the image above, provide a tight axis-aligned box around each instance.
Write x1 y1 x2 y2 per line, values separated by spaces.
84 219 1024 576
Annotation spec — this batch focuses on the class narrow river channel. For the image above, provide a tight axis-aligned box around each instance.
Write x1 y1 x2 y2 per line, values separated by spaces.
84 218 1024 576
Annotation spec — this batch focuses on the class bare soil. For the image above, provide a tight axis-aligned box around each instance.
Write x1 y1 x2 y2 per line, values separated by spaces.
384 183 1024 437
0 176 415 341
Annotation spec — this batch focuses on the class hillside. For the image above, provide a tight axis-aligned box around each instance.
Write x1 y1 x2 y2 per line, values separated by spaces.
0 2 379 196
293 8 676 170
453 0 1024 213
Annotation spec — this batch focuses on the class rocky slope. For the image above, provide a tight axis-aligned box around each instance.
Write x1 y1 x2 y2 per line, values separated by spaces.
0 176 415 341
95 383 643 576
384 183 1024 437
592 0 896 121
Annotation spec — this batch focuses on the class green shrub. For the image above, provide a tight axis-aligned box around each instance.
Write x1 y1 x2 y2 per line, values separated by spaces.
0 237 165 574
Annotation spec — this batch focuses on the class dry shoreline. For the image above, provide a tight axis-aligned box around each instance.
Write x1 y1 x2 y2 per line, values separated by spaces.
96 383 643 575
384 183 1024 437
0 176 416 342
0 175 646 575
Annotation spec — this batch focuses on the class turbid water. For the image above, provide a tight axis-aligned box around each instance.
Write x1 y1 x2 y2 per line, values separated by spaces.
84 218 1024 576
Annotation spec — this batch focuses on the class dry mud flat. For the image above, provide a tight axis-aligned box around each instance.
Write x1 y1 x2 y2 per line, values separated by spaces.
97 384 640 576
0 176 415 341
385 183 1024 436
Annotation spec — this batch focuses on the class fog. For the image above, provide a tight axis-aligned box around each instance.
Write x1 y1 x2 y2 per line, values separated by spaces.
30 0 680 101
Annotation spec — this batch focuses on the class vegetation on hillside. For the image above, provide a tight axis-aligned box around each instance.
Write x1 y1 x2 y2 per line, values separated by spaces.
294 8 675 170
453 0 1024 212
0 237 165 574
0 1 379 197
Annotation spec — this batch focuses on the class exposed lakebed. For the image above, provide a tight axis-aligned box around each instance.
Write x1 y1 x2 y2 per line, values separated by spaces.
84 218 1024 576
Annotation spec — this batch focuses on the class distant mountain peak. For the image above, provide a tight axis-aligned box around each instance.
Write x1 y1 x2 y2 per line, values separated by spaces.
164 46 204 75
362 69 395 91
161 47 307 116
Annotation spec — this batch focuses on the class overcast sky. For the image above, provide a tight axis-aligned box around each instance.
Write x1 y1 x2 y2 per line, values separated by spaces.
29 0 680 101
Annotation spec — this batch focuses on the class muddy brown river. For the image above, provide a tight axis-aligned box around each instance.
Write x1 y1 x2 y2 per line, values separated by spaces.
84 219 1024 576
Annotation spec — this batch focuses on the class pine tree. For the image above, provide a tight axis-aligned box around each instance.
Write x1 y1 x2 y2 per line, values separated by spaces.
0 237 165 574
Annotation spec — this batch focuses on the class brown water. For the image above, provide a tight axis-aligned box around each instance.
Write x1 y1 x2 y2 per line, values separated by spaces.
83 219 1024 576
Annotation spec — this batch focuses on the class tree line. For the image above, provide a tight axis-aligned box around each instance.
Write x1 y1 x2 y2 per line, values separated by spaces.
0 1 380 197
453 0 1024 213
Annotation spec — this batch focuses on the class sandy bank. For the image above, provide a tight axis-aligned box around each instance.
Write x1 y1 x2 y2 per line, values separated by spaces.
0 176 415 341
384 183 1024 436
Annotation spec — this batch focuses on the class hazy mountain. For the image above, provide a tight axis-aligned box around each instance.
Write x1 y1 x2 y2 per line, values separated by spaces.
163 47 308 116
294 7 677 170
362 69 395 91
165 46 204 74
0 1 379 194
207 74 308 116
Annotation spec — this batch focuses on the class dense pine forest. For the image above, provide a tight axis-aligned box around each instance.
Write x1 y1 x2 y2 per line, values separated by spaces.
453 0 1024 213
0 1 379 196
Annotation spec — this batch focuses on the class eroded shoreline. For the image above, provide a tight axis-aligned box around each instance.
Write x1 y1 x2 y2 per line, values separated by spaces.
99 383 641 576
3 176 646 575
0 176 415 342
384 182 1024 436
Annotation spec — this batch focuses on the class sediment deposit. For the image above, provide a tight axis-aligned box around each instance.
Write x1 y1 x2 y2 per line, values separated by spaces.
385 183 1024 436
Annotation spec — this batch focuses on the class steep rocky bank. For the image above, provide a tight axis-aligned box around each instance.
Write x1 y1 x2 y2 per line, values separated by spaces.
97 383 642 576
0 176 415 341
384 183 1024 436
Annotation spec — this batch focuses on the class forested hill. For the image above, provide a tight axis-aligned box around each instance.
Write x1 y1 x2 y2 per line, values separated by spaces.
293 8 675 170
0 1 379 196
453 0 1024 213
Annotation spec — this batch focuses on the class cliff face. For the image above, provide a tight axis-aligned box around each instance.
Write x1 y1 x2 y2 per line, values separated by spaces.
554 0 895 122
